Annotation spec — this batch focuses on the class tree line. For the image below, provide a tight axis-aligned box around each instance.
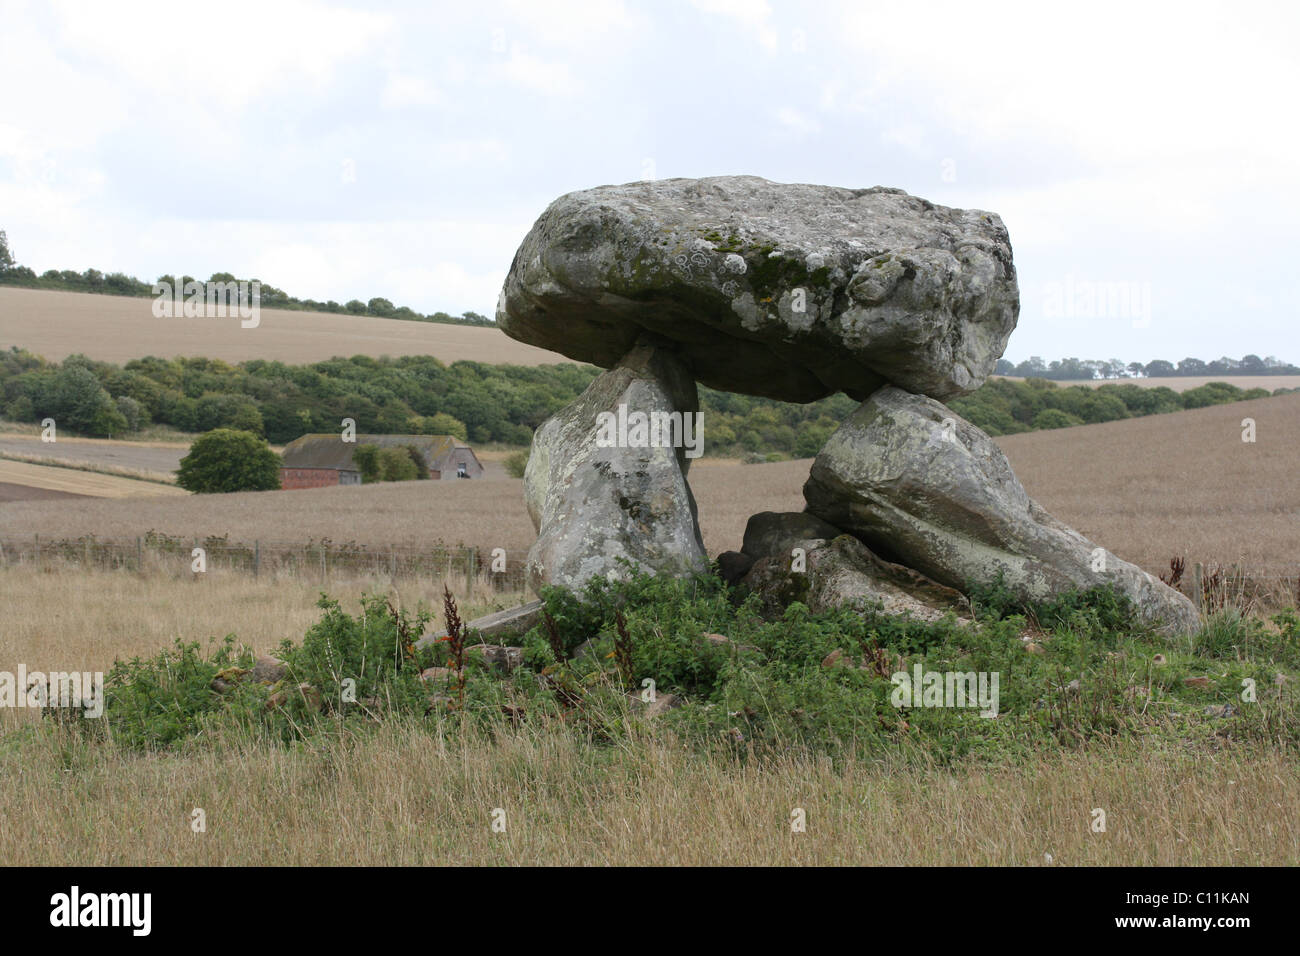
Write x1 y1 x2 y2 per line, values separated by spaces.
995 354 1300 380
2 346 1292 453
0 229 491 327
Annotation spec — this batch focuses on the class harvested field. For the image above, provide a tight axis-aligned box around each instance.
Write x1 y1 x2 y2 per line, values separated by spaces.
0 459 189 499
0 433 189 475
0 481 89 502
0 287 564 366
0 393 1296 578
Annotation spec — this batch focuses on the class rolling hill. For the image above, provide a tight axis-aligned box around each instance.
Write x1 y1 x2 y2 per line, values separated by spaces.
0 287 564 366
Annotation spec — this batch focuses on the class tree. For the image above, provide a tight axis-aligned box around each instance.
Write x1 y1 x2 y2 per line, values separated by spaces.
378 446 418 481
352 443 420 482
1143 360 1176 377
1032 409 1083 430
367 297 395 317
425 411 467 440
176 429 282 493
0 230 14 272
39 365 127 436
504 451 528 478
352 444 382 482
115 395 148 432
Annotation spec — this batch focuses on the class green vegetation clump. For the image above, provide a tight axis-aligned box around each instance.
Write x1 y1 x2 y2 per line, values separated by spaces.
352 443 425 483
176 428 282 493
84 569 1300 765
947 377 1267 437
503 450 529 478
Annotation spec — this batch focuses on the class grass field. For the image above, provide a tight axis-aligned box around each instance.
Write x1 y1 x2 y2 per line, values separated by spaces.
3 392 1296 577
0 287 563 366
0 563 1296 866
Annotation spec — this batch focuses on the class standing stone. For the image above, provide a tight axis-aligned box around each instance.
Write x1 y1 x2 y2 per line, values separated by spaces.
497 176 1018 402
524 341 707 594
803 386 1201 635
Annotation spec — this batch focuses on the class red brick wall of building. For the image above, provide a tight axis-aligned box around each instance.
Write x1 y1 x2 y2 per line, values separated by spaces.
280 468 341 490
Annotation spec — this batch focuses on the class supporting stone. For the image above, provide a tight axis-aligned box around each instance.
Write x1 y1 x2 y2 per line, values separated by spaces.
523 341 707 594
803 386 1201 635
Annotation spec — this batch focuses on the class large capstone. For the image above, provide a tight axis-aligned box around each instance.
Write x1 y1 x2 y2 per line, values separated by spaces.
803 386 1201 635
498 176 1019 402
524 341 707 594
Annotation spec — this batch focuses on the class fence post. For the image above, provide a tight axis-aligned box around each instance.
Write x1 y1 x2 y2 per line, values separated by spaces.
1192 562 1204 612
467 547 477 590
137 536 143 571
389 546 396 579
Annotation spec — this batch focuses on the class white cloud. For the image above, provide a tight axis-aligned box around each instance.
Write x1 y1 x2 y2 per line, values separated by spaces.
46 0 393 112
380 73 445 111
691 0 779 51
774 107 820 136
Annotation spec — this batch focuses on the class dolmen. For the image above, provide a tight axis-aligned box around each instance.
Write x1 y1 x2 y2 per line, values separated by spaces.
496 175 1199 635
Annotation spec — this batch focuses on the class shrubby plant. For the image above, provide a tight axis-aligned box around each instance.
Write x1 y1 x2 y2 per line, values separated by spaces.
86 566 1300 763
176 428 282 493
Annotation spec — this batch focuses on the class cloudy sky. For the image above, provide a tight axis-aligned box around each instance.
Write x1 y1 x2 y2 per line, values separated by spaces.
1 0 1295 363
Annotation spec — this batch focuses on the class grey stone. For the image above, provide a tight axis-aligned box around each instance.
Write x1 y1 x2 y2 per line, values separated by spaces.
715 550 755 585
523 342 707 593
740 510 844 560
416 600 544 649
498 176 1018 402
741 533 967 622
466 643 525 672
803 386 1201 635
627 690 683 719
251 655 288 684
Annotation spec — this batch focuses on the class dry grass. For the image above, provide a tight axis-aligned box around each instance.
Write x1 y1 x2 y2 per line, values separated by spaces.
1 714 1295 865
0 564 521 682
0 393 1296 574
0 451 177 485
0 459 188 498
2 555 1297 866
995 374 1300 393
0 287 564 366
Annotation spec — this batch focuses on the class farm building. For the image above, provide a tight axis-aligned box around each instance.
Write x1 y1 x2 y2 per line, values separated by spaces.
279 434 484 489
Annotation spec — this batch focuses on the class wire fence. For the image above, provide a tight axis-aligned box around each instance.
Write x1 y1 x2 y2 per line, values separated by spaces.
1 533 1296 609
0 533 531 592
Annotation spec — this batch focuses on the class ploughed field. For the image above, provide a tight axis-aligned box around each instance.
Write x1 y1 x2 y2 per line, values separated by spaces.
0 391 1296 577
